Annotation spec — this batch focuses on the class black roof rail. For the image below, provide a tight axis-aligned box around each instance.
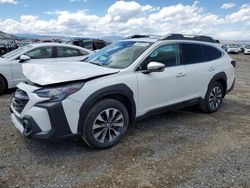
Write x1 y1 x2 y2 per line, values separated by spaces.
159 34 217 43
126 35 149 39
126 35 160 39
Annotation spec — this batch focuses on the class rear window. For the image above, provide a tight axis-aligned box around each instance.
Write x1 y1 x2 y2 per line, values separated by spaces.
203 45 222 61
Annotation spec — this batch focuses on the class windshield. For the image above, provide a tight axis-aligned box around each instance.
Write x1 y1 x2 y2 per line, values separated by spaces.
84 41 152 69
2 45 32 59
245 45 250 49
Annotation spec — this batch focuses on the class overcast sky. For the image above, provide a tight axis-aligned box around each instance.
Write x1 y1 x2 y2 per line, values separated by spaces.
0 0 249 40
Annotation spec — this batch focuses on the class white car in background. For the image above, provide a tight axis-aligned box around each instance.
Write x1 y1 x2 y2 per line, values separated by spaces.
244 45 250 55
225 44 242 54
0 43 92 94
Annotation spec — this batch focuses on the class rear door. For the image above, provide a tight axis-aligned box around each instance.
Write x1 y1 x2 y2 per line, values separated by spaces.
55 46 90 62
180 43 219 100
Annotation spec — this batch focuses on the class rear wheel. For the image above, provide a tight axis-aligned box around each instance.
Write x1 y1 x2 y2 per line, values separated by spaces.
0 76 6 95
200 81 224 113
82 99 129 149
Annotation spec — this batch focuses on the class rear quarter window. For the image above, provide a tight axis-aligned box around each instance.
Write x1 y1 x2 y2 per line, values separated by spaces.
203 45 223 61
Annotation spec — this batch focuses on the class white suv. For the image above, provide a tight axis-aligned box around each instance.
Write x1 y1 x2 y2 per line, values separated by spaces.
10 34 235 149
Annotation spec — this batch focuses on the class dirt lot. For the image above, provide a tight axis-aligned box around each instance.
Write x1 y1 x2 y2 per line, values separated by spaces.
0 54 250 188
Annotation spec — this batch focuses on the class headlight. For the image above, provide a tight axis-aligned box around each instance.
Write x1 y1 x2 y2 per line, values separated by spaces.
34 82 84 102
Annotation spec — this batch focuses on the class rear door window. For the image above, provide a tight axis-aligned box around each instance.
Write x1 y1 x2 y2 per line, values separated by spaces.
56 47 80 57
82 41 93 50
180 43 206 65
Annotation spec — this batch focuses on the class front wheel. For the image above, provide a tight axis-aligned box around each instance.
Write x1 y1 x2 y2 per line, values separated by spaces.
82 99 129 149
200 81 224 113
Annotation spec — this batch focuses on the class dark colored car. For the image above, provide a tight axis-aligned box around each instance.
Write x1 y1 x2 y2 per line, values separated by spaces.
66 38 110 51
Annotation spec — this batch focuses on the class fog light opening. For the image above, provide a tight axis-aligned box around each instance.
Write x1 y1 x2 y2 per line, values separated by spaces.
23 120 31 133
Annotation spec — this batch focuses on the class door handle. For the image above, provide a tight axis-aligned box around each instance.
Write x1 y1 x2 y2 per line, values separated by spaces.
208 67 216 72
176 73 186 78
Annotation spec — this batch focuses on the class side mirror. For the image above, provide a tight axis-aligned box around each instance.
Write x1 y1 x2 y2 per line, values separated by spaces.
144 61 165 73
19 55 31 63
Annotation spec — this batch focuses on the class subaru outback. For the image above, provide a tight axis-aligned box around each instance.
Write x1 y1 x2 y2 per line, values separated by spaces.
10 34 235 149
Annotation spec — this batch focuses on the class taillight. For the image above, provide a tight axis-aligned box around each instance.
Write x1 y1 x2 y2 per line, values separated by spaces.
231 60 236 68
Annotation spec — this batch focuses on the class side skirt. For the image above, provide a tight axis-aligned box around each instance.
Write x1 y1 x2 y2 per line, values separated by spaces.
135 97 202 121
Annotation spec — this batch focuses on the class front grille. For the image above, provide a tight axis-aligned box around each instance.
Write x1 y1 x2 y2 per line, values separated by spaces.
12 89 29 114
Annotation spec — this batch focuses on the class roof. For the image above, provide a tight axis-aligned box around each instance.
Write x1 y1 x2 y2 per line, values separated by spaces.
28 42 92 52
122 38 158 43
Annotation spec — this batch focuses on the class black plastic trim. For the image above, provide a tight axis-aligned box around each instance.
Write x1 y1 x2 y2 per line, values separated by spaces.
231 60 236 68
136 98 202 121
35 102 73 139
20 115 42 138
77 84 136 133
207 72 227 96
226 79 235 94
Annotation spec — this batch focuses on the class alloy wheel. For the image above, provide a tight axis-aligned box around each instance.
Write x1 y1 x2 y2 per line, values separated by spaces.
209 86 223 110
92 108 124 144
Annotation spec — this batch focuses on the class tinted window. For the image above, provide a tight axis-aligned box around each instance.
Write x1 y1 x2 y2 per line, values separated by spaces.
203 45 222 61
82 41 92 50
94 41 106 50
138 44 179 70
72 41 81 46
25 47 53 59
180 43 205 64
57 47 80 57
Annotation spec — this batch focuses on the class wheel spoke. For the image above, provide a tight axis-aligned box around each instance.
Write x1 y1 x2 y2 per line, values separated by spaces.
113 113 123 122
94 129 105 139
96 114 106 123
100 129 108 143
93 123 104 130
112 122 123 127
105 110 110 121
111 109 118 121
111 128 120 137
108 129 113 142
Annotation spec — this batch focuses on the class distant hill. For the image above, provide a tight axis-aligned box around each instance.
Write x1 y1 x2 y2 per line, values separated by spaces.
14 33 124 42
0 31 18 40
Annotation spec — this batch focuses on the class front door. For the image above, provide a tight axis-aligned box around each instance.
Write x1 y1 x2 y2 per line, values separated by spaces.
136 43 186 116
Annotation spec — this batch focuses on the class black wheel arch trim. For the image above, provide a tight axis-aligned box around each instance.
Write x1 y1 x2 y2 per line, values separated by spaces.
207 72 227 96
77 83 136 133
0 73 8 90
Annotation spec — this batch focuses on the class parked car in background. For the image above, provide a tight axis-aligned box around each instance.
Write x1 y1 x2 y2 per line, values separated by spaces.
0 40 18 55
224 44 242 54
0 43 92 94
0 41 6 55
10 34 235 149
66 38 110 51
244 45 250 55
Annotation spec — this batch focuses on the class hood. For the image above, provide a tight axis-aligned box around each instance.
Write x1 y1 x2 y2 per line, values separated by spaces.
22 62 120 86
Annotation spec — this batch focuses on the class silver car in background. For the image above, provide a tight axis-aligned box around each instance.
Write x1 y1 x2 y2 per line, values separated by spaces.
0 43 92 94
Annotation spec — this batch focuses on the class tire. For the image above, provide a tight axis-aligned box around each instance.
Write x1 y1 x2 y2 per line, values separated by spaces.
0 76 6 95
82 99 129 149
199 81 224 113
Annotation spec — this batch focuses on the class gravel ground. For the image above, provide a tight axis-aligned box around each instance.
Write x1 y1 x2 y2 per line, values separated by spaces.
0 54 250 188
